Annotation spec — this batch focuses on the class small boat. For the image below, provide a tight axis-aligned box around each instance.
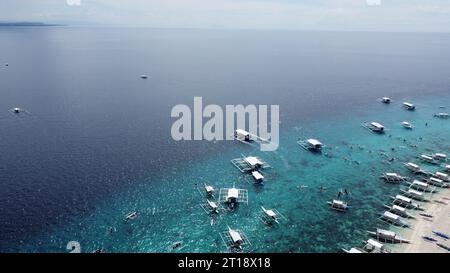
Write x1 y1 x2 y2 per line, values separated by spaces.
434 112 449 119
381 172 407 183
362 122 385 133
13 107 21 114
381 97 392 104
390 195 422 210
401 188 426 201
125 211 138 221
434 172 450 182
432 153 447 161
436 243 450 251
403 102 416 111
297 138 324 152
342 247 364 253
362 239 391 253
206 200 219 213
426 177 448 187
419 213 433 218
204 183 215 196
422 236 437 242
367 229 410 244
260 206 285 225
433 231 450 240
419 154 438 165
445 165 450 174
140 75 148 79
234 129 252 142
380 211 410 227
407 180 433 192
404 162 425 174
251 171 264 183
402 122 413 129
383 204 415 219
327 200 348 212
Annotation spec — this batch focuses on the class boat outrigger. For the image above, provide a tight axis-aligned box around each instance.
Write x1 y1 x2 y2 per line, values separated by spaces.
297 138 324 152
362 122 385 133
380 172 407 183
380 211 410 227
367 229 410 244
403 102 416 111
327 200 348 212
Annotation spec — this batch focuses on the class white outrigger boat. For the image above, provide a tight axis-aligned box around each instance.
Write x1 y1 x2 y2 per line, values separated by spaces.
327 200 348 212
380 211 410 227
201 199 220 214
406 180 435 192
402 121 413 129
380 172 407 183
204 183 215 196
433 171 450 182
445 165 450 174
419 154 438 165
400 188 427 201
343 239 391 254
383 204 415 219
381 97 392 104
251 171 264 184
125 211 138 221
259 206 286 225
220 226 250 251
218 185 248 211
403 162 427 175
390 195 422 210
434 112 449 119
432 153 447 162
297 138 324 152
362 122 385 133
403 102 416 111
234 129 252 142
367 229 410 244
231 156 271 173
426 177 449 188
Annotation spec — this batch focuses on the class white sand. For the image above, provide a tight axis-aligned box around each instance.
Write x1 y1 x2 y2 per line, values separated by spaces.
400 190 450 253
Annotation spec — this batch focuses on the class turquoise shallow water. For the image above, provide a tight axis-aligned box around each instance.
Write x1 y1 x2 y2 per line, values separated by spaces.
21 93 450 253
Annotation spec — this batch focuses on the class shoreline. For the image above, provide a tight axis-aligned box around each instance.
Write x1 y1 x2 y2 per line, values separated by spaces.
397 188 450 253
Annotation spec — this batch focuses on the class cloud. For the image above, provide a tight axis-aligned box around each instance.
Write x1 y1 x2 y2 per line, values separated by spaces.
66 0 81 6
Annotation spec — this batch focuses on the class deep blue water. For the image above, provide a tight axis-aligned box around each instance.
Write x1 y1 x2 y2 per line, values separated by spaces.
0 27 449 252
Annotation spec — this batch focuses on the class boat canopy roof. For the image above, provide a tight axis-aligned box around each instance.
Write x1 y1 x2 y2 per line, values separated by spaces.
207 200 218 209
307 139 323 147
421 155 434 160
396 195 412 203
235 129 250 136
367 239 384 249
446 165 450 170
371 122 384 129
245 156 263 167
252 171 264 180
407 162 420 168
348 248 363 253
265 209 277 217
392 205 405 212
413 180 428 187
384 211 399 220
386 172 400 177
408 189 423 196
228 228 242 243
434 153 447 158
227 188 239 199
377 229 396 238
430 177 443 183
403 102 414 107
382 97 391 101
435 172 448 178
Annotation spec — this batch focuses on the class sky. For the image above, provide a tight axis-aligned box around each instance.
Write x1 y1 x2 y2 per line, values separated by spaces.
1 0 450 32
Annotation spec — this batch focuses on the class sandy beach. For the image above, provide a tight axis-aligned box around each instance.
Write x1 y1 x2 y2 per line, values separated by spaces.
399 189 450 253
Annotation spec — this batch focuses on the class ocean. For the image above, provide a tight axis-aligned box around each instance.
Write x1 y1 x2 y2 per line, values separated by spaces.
0 27 449 252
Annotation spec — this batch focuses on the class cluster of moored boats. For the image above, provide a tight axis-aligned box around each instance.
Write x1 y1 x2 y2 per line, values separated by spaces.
343 97 450 253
